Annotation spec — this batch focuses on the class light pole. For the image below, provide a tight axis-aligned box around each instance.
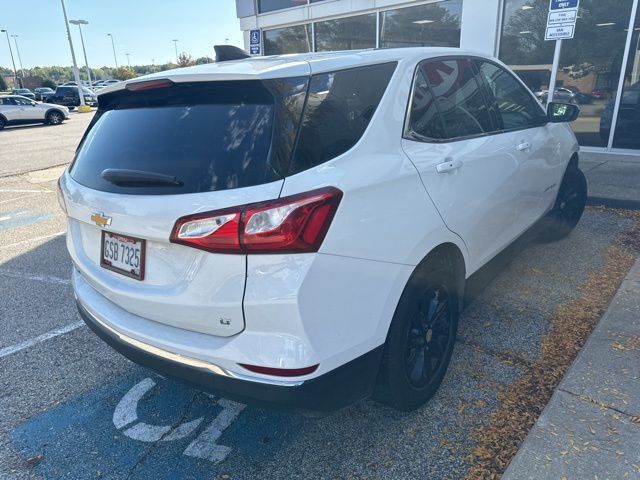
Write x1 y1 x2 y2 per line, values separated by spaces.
59 0 85 107
0 29 19 88
10 35 24 79
107 33 118 68
172 39 178 63
69 20 91 84
126 53 130 66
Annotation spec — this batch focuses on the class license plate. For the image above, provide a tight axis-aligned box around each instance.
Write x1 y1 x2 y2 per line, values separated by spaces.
100 231 146 280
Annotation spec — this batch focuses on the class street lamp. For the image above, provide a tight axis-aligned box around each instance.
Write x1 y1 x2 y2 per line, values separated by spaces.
69 20 92 85
172 39 178 63
107 33 118 68
126 53 130 66
10 35 24 79
59 0 85 107
0 29 19 88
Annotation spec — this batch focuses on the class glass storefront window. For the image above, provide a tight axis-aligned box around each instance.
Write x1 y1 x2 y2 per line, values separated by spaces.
263 24 312 55
500 0 635 148
258 0 308 14
612 9 640 148
314 13 376 52
379 1 463 49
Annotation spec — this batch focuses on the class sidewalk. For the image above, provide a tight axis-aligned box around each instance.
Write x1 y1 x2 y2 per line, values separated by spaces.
582 152 640 209
503 258 640 479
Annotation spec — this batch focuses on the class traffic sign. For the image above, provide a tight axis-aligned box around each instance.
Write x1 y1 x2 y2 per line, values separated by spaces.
249 29 261 55
545 0 579 40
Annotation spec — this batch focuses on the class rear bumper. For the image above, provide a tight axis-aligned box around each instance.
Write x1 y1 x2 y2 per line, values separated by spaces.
77 300 383 413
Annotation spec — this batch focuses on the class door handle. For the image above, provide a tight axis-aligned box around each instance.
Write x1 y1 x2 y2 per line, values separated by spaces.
516 142 531 152
436 159 463 174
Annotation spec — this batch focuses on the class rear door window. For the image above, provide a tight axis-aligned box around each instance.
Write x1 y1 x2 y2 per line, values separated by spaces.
70 79 308 195
288 62 397 175
407 58 495 141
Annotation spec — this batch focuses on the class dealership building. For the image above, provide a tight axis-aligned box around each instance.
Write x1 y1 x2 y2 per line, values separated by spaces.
235 0 640 157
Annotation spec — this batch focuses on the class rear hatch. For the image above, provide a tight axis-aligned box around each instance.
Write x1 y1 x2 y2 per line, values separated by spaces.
64 76 309 336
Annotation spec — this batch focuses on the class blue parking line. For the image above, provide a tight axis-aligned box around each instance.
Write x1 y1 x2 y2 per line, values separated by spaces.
0 210 53 231
10 372 301 479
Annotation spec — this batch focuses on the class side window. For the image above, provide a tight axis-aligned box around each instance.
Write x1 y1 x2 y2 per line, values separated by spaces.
407 65 446 140
409 58 494 140
476 61 547 131
14 98 31 106
289 62 397 175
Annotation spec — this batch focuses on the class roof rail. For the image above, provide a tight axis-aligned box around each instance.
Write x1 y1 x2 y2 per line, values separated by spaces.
214 45 250 62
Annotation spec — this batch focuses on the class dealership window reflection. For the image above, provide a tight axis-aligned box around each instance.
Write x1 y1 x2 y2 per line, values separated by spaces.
500 0 635 148
264 24 312 55
314 14 376 52
611 8 640 148
379 1 463 48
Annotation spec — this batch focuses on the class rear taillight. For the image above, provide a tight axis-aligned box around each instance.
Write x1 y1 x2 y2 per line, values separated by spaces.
170 187 342 254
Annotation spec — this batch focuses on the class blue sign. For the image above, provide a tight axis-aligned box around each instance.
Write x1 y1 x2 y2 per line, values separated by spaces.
249 29 261 55
550 0 579 10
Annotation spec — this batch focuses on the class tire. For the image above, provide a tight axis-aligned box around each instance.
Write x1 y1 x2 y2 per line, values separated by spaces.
0 117 5 130
46 111 64 126
539 166 587 242
374 258 460 411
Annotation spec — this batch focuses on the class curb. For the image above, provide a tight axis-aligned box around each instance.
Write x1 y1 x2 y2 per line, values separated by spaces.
587 196 640 211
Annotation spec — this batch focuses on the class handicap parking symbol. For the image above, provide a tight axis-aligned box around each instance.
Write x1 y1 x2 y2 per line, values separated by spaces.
113 377 245 463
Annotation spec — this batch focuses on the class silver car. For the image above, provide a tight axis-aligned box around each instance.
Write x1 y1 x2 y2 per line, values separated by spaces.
0 95 70 130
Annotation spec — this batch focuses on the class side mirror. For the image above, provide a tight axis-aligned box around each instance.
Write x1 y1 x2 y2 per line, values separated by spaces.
547 102 579 123
31 101 37 106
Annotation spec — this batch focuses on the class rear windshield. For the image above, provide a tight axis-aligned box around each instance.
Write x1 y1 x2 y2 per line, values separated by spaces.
70 63 396 195
70 80 307 195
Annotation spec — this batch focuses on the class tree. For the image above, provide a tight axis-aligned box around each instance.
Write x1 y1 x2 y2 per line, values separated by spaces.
177 52 195 67
195 56 214 65
0 75 7 91
41 78 56 89
112 67 136 81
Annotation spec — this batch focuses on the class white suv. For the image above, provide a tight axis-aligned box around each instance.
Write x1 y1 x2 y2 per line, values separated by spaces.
59 48 586 412
0 95 69 129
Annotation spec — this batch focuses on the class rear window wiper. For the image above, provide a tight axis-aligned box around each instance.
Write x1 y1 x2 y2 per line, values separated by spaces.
101 169 184 187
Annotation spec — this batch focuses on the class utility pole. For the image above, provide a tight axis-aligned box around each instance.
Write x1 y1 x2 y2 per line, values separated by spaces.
59 0 85 106
107 33 118 68
10 35 24 79
126 53 130 66
0 29 19 88
172 39 178 63
69 20 92 84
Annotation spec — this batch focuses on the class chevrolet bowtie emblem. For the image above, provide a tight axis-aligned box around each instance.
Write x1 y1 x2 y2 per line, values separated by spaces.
91 212 112 228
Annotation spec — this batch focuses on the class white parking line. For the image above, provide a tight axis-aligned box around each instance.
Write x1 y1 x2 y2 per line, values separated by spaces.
0 230 65 250
0 189 49 193
0 321 84 359
0 269 71 285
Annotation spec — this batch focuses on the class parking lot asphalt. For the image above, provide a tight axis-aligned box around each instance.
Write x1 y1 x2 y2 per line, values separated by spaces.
1 133 638 479
0 112 93 178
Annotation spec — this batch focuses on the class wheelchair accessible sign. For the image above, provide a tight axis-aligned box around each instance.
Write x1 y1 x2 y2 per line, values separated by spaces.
545 0 580 40
250 29 261 55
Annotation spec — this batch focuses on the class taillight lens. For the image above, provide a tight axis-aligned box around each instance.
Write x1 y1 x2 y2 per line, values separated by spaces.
170 187 342 254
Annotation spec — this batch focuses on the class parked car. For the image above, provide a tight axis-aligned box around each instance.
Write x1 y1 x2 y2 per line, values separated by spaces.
59 48 586 413
43 85 98 108
11 88 35 100
34 87 55 101
600 82 640 147
591 87 609 100
564 86 593 105
534 87 577 104
0 95 69 129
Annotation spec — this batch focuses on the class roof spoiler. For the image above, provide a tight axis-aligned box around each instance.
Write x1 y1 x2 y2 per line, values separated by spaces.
214 45 250 62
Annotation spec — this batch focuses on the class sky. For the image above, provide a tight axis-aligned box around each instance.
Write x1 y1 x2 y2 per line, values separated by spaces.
0 0 245 69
